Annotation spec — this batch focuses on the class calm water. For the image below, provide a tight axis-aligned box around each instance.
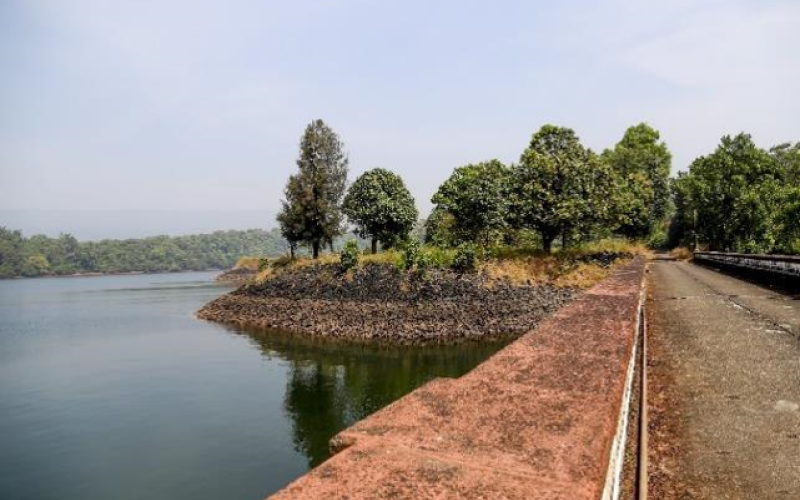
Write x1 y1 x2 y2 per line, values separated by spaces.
0 272 506 500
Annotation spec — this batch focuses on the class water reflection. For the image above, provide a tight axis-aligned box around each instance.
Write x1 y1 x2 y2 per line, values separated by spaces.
232 327 510 467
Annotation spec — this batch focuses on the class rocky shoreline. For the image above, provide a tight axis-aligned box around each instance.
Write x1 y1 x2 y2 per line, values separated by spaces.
215 267 257 283
198 263 578 343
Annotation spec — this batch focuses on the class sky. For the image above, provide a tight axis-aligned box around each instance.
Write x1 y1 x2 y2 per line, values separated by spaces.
2 0 799 239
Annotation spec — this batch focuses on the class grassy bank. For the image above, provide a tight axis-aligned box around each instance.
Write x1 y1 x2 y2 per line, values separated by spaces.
251 238 647 289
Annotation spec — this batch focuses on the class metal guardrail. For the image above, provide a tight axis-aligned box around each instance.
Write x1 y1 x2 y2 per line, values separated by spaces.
694 251 800 277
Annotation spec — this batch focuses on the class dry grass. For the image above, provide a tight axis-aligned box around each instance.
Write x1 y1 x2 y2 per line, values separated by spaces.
552 261 625 288
482 256 564 285
253 238 643 289
283 254 340 268
483 239 645 289
359 250 402 266
563 238 650 258
489 238 650 260
481 256 628 289
669 247 693 261
232 256 261 271
254 267 274 281
253 253 339 283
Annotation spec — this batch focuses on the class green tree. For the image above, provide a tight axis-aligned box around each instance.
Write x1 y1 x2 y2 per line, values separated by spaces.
603 123 672 237
0 227 24 277
342 168 418 253
765 143 799 253
667 174 695 248
278 119 349 259
509 125 615 253
49 233 80 274
423 206 458 247
771 142 800 185
611 170 655 238
431 159 509 245
21 254 49 277
0 228 291 278
675 133 783 252
277 175 306 259
774 187 800 254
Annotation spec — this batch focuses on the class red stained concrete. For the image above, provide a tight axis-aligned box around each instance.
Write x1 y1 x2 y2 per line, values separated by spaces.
269 259 646 499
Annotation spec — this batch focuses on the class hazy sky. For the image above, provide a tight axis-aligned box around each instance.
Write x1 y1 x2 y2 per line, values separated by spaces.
2 0 799 238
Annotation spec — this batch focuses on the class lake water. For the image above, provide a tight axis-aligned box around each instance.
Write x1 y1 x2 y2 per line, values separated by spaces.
0 272 507 500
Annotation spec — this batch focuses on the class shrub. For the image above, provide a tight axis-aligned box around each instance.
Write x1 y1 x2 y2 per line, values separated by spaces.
399 239 420 270
451 243 478 273
340 240 360 271
646 230 668 250
257 258 271 272
415 251 432 273
419 246 455 269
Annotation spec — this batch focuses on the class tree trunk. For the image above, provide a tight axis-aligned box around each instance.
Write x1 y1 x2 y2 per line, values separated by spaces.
290 245 295 260
562 231 569 250
542 235 554 254
371 238 378 254
312 241 320 259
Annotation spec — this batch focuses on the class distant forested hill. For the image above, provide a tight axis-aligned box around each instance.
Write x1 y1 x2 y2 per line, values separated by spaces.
0 228 289 278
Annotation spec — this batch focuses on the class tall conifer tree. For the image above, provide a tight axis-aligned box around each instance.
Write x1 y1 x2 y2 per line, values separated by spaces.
278 120 348 258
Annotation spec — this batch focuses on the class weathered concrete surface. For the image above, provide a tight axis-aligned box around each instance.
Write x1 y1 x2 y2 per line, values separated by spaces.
648 261 800 499
269 259 646 499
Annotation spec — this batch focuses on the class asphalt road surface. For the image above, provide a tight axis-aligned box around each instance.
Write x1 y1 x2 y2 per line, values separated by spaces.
647 260 799 499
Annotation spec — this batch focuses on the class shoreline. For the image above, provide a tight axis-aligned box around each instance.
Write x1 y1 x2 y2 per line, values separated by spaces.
198 262 579 344
0 268 224 280
215 267 258 283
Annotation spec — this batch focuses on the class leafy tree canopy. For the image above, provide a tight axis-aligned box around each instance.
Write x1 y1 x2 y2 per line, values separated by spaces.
509 125 615 252
603 123 672 237
671 133 788 252
342 168 418 253
423 206 458 247
431 160 509 245
771 142 800 185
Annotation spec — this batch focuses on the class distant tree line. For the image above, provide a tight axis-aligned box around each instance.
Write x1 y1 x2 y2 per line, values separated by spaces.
0 228 290 278
278 120 674 256
670 135 799 254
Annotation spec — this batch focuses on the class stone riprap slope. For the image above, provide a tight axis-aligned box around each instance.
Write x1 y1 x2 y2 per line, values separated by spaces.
215 267 257 283
198 263 577 343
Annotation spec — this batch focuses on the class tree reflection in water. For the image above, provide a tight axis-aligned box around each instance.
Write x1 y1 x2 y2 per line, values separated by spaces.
233 326 510 467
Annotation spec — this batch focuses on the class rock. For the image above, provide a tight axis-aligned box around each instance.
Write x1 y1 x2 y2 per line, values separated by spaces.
198 263 578 344
216 267 257 283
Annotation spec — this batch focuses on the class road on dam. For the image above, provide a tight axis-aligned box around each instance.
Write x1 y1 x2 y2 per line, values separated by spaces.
647 259 800 499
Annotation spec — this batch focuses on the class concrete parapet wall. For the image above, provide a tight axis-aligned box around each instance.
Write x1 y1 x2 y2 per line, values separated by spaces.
695 251 800 277
269 258 647 499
